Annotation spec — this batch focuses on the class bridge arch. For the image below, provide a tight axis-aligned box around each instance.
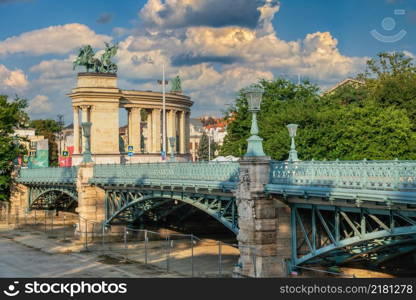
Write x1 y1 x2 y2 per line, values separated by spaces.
29 187 77 210
104 194 239 235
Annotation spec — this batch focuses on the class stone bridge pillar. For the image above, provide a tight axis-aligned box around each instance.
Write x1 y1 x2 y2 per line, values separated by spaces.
236 157 291 277
76 162 105 237
9 182 29 219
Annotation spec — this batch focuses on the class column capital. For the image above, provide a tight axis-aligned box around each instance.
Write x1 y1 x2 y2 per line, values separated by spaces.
80 105 91 110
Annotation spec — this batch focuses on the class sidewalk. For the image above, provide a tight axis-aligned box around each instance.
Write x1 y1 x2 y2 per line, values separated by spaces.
0 224 185 278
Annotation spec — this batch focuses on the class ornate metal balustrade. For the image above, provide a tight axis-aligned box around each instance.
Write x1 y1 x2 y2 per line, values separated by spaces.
90 162 240 191
17 167 78 185
267 160 416 205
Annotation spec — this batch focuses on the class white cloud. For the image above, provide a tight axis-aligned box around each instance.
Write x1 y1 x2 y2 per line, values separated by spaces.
0 64 28 91
0 23 111 56
15 0 369 117
27 94 53 114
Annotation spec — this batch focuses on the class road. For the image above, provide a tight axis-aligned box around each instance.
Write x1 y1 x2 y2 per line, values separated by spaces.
0 235 179 278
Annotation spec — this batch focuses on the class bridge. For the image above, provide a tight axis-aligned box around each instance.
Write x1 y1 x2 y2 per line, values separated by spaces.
12 158 416 277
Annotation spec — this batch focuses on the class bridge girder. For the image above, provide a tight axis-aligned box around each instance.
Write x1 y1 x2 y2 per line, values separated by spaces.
290 203 416 269
103 188 238 234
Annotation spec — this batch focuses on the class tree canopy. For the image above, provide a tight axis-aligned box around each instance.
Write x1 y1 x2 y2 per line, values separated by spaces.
221 52 416 161
0 95 28 202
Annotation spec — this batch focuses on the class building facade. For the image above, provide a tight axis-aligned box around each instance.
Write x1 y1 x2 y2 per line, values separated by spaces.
13 128 48 168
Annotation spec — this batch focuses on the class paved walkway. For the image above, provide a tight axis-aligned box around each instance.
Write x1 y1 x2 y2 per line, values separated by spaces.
0 227 183 278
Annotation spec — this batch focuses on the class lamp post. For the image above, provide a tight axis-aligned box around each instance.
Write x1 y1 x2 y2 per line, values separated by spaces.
208 130 211 161
81 122 93 163
169 137 176 162
244 85 266 157
158 63 167 160
287 124 299 162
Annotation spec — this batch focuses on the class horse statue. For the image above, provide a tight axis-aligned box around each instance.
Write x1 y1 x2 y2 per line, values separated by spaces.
73 45 96 72
73 43 118 73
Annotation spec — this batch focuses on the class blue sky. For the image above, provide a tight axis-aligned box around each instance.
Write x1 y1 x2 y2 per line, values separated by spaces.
0 0 415 122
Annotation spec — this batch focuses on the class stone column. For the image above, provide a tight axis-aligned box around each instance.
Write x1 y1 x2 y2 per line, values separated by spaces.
127 108 132 148
80 105 90 153
179 111 186 154
152 109 161 153
167 110 177 140
147 109 153 153
185 112 191 154
128 108 141 153
73 106 80 154
236 156 287 277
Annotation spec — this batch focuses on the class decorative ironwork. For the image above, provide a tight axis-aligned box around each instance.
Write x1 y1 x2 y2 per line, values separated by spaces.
268 160 416 204
290 203 416 268
104 189 238 234
17 167 78 184
28 186 77 210
90 162 240 191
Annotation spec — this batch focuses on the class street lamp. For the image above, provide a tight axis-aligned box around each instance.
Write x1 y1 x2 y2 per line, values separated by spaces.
208 130 211 161
157 63 168 161
244 85 266 157
169 137 176 162
287 123 299 162
81 122 93 163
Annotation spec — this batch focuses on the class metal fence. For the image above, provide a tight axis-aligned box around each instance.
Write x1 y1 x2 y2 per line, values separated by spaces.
85 226 256 277
0 209 78 242
0 212 257 278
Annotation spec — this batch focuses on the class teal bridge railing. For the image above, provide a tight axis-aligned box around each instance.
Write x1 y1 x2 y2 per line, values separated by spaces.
16 166 78 185
89 162 240 191
266 160 416 205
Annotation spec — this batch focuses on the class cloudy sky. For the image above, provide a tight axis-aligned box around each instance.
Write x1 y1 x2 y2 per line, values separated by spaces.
0 0 415 123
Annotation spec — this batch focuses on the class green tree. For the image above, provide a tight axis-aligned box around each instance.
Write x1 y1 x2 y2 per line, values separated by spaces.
29 119 61 166
197 132 217 161
221 58 416 161
360 52 416 128
0 95 28 202
221 78 320 160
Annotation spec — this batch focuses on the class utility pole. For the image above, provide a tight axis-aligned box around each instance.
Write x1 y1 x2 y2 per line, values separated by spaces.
57 114 64 156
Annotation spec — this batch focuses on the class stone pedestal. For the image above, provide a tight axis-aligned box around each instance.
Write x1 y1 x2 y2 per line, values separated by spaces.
76 162 105 237
236 156 289 277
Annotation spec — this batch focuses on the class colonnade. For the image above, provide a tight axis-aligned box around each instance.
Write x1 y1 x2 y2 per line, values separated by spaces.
73 106 190 155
